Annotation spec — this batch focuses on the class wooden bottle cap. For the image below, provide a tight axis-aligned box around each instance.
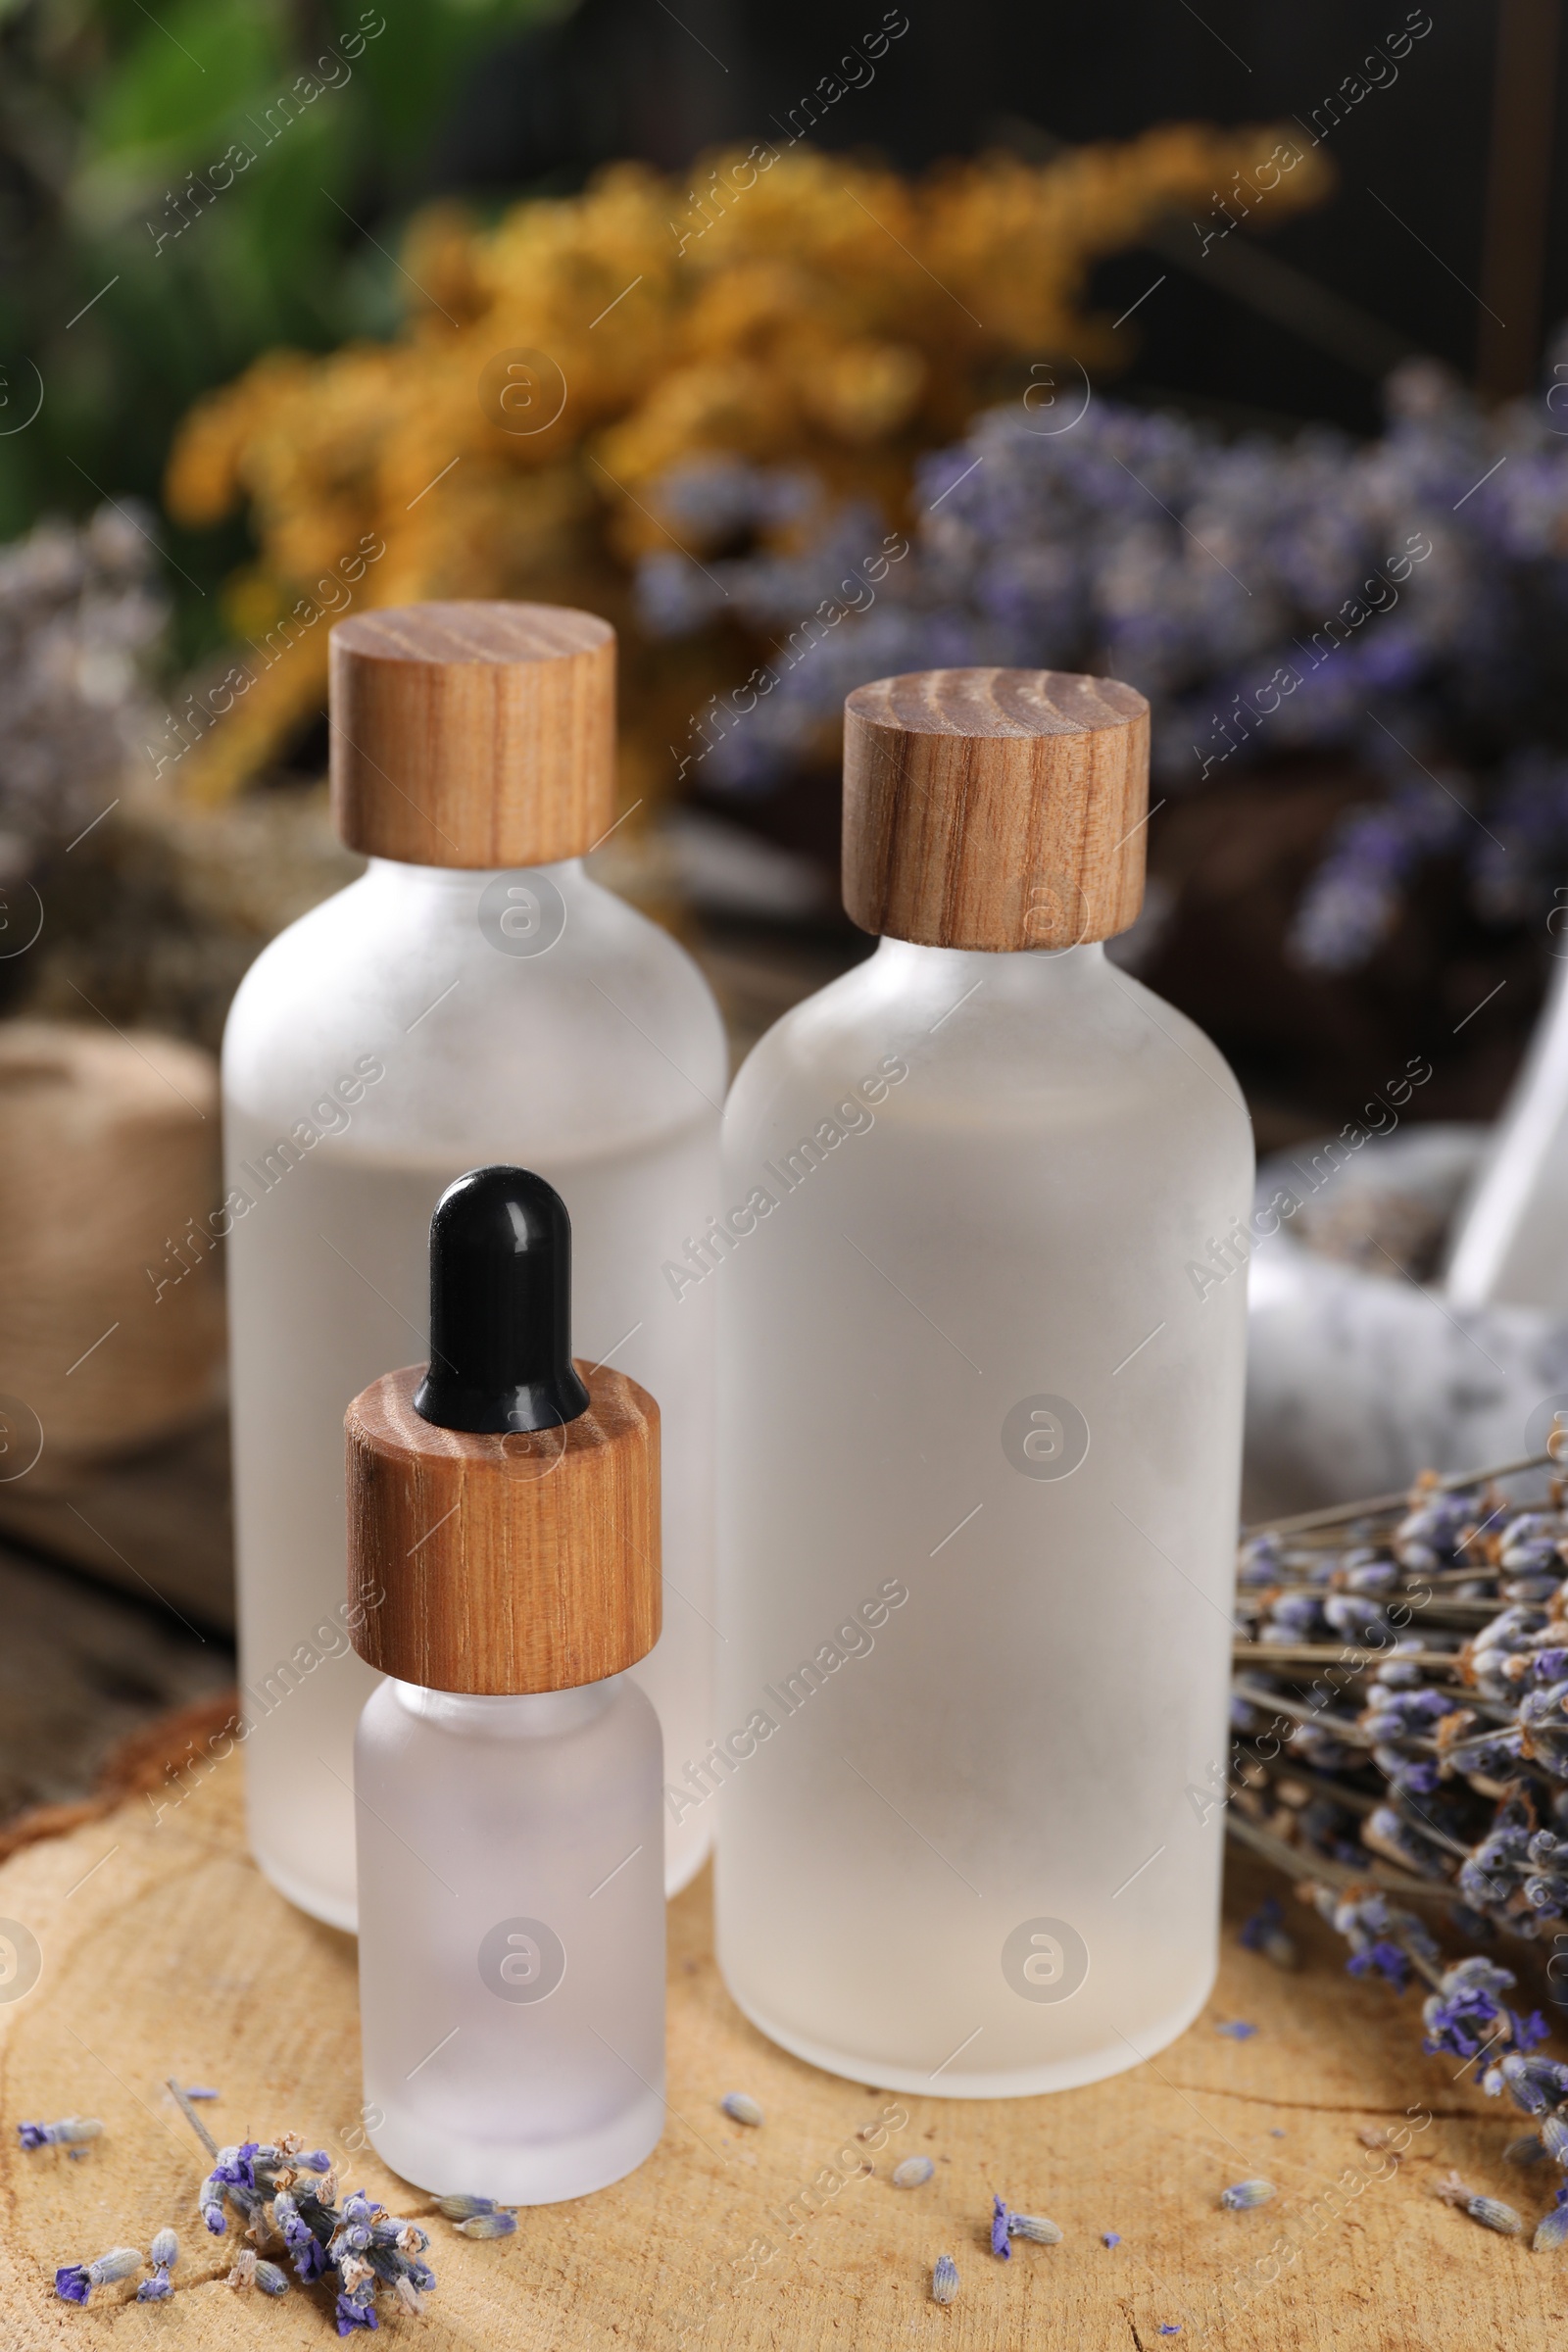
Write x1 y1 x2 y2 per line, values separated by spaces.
842 668 1151 951
345 1359 660 1695
328 602 616 868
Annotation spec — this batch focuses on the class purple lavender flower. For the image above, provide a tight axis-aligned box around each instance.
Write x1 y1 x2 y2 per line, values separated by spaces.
1347 1938 1410 1991
55 2247 141 2303
19 2116 101 2150
990 2194 1010 2258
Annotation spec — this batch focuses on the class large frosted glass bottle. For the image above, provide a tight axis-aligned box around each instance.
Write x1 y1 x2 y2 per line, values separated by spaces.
348 1167 664 2203
713 670 1252 2095
222 605 724 1929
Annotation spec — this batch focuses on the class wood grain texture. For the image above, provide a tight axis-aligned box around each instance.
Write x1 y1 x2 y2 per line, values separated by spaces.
0 1748 1562 2351
842 668 1150 950
345 1359 660 1694
329 602 615 868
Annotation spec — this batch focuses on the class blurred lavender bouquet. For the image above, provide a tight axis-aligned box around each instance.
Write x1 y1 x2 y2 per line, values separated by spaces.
639 350 1568 974
0 505 166 888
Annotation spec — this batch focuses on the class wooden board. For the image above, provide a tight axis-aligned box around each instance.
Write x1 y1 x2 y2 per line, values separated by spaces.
0 1730 1564 2349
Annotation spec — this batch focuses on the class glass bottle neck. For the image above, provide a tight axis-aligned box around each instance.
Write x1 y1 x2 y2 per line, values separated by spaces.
388 1678 615 1738
870 933 1109 1011
364 856 586 896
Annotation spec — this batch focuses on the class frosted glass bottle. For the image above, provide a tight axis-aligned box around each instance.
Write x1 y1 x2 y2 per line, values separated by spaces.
222 606 724 1928
712 670 1252 2095
349 1164 665 2201
357 1677 665 2202
1445 954 1568 1310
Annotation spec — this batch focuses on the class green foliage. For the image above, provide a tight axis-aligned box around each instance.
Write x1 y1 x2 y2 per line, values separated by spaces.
0 0 564 660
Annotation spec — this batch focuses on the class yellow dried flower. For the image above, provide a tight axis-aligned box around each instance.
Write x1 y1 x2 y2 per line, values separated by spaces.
166 130 1330 800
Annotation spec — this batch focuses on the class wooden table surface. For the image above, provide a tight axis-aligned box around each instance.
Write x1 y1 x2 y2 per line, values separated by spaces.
0 1733 1561 2350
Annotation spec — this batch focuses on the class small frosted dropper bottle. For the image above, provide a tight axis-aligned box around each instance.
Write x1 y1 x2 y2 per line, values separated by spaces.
347 1163 665 2202
223 604 723 1929
715 669 1252 2096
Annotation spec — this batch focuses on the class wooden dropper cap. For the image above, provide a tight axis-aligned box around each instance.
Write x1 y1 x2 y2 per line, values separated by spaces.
842 668 1151 951
329 602 616 868
345 1167 660 1696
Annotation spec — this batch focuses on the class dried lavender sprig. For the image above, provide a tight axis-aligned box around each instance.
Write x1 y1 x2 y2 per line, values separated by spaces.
19 2116 101 2149
56 2247 142 2303
1436 2170 1523 2233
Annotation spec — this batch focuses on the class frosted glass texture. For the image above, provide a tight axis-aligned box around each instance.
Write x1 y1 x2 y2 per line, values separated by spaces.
223 858 724 1928
357 1677 664 2201
1446 954 1568 1311
713 939 1251 2095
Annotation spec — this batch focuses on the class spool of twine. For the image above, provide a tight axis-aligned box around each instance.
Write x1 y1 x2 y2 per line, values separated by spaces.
0 1020 223 1483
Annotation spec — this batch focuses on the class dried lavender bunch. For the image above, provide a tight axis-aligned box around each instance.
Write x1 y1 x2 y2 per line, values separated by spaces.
0 506 165 866
637 346 1568 969
1229 1459 1568 2177
169 2086 437 2332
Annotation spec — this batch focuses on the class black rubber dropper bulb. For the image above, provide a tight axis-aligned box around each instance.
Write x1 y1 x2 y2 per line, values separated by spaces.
413 1165 591 1435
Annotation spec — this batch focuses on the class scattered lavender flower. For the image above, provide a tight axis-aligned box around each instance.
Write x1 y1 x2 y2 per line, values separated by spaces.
455 2211 516 2239
892 2157 935 2186
1215 2021 1259 2039
720 2091 763 2127
19 2116 101 2149
1537 2208 1568 2252
185 2086 219 2100
1158 2328 1182 2337
433 2194 498 2219
55 2247 141 2303
988 2195 1012 2258
931 2254 958 2304
1435 2170 1523 2234
1220 2180 1276 2210
256 2259 290 2295
1007 2212 1063 2244
1102 2231 1122 2247
1238 1894 1298 1969
136 2224 179 2299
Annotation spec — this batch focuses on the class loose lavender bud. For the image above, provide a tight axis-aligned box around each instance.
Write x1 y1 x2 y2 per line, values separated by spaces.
56 2246 143 2302
1543 2112 1568 2163
1220 2180 1276 2210
456 2210 517 2239
136 2268 172 2303
720 2092 763 2127
1437 2169 1523 2232
1535 2203 1568 2250
990 2196 1010 2258
185 2085 219 2100
1008 2213 1062 2244
255 2259 290 2295
19 2116 103 2151
931 2254 958 2304
892 2156 934 2186
1504 2134 1548 2164
149 2228 178 2270
434 2194 496 2219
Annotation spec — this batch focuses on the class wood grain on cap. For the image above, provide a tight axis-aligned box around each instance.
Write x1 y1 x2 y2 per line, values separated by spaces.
842 668 1150 950
345 1358 660 1695
329 601 616 868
